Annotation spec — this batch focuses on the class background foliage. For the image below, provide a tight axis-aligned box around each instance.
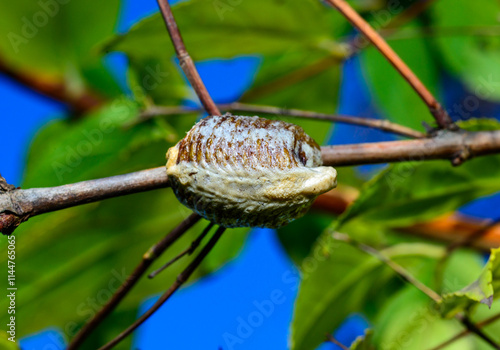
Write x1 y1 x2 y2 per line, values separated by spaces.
1 0 500 349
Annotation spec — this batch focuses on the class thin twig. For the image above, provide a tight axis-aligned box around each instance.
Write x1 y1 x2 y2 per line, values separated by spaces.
326 335 350 350
148 221 215 279
446 216 500 253
0 167 169 235
430 312 500 350
97 226 226 350
242 55 343 102
67 213 201 350
320 129 500 166
136 102 426 139
324 0 454 130
156 0 220 116
332 232 442 302
454 314 500 350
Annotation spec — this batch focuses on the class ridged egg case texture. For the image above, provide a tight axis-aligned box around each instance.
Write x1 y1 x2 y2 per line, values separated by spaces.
166 114 337 228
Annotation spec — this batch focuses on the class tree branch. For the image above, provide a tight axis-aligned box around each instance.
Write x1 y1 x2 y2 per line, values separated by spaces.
3 129 500 235
156 0 220 116
98 226 226 350
324 0 454 130
136 102 426 139
0 57 104 115
321 129 500 166
333 232 442 302
67 213 200 350
0 167 169 235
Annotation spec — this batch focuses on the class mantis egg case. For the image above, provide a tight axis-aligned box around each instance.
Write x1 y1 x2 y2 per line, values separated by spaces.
166 114 337 228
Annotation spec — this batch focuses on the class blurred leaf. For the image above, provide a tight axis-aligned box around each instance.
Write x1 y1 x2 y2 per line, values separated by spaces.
340 119 500 226
277 212 334 265
126 56 189 107
361 24 437 130
439 248 500 318
108 0 346 116
291 235 444 350
0 101 249 342
0 332 19 350
350 329 374 350
108 0 344 62
431 0 500 101
373 287 479 350
0 0 121 97
243 55 342 144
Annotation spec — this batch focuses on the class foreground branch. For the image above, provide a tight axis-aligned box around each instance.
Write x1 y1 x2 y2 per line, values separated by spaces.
324 0 454 129
321 129 500 166
0 167 169 234
3 129 500 235
136 102 426 139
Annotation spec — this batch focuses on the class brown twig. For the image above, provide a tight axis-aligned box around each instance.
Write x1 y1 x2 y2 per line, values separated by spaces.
446 217 500 253
0 167 169 235
242 55 343 102
326 334 350 350
4 128 500 235
241 0 435 104
67 213 201 350
0 57 104 115
97 226 226 350
313 191 500 251
454 314 500 350
136 102 426 138
324 0 454 130
156 0 220 116
320 129 500 166
430 312 500 350
148 221 214 278
434 216 500 293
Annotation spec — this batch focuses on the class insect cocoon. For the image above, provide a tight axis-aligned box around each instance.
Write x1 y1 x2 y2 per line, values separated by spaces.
166 114 337 228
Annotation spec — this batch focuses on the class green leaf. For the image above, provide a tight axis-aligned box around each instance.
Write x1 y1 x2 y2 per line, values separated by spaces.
0 332 20 350
108 0 346 110
108 0 344 62
373 287 479 350
339 119 500 227
431 0 500 101
290 233 444 350
439 247 500 318
341 154 500 227
242 53 342 144
361 24 437 130
0 0 121 97
0 102 249 342
350 329 374 350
